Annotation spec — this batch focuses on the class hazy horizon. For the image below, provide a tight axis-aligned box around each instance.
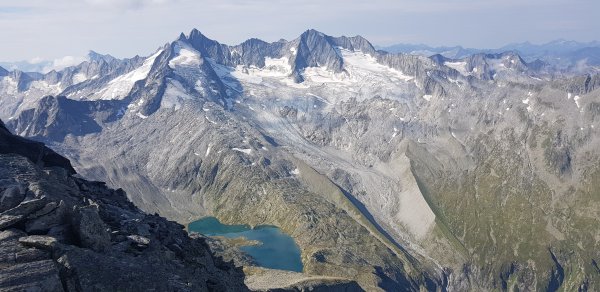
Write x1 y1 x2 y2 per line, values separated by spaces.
1 0 598 65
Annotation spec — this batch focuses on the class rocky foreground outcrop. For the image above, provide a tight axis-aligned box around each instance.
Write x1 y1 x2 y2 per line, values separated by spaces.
0 119 248 291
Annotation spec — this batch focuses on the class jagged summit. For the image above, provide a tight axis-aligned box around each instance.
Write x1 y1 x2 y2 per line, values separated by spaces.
87 50 118 63
172 28 377 82
179 29 231 65
175 28 376 65
173 28 382 82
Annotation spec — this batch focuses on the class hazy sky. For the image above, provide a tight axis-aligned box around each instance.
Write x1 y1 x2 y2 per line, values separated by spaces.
0 0 598 63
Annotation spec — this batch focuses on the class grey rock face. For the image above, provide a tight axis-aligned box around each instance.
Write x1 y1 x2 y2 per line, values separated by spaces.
0 260 64 292
26 201 68 234
9 70 32 92
554 73 600 95
9 96 104 142
232 38 286 68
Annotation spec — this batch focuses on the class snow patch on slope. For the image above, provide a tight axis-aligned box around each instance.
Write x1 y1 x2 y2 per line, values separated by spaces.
161 79 195 110
341 49 413 82
444 61 469 76
72 73 88 84
574 95 581 109
232 147 252 155
95 49 162 100
169 42 201 68
230 57 292 84
0 77 18 95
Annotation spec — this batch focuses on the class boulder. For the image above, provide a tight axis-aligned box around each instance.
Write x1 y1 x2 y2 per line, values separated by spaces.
27 201 59 219
72 205 110 252
127 234 151 246
2 198 48 217
0 185 26 213
0 215 23 230
26 201 68 234
0 199 48 230
19 235 59 251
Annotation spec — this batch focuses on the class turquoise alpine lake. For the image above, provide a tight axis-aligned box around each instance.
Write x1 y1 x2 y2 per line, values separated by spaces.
188 217 303 272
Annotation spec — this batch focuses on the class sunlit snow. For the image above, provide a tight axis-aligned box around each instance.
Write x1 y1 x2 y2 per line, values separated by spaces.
232 148 252 155
95 49 162 100
444 61 469 76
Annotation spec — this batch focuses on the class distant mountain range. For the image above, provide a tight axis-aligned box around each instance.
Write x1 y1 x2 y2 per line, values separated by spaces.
377 39 600 70
0 51 119 74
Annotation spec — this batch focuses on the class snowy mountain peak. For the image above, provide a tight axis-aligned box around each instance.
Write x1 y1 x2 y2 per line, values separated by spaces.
301 28 326 38
293 29 345 81
186 28 220 47
181 29 231 65
188 28 205 39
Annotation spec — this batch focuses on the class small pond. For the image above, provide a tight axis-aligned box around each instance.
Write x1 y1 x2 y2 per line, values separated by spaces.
188 216 303 272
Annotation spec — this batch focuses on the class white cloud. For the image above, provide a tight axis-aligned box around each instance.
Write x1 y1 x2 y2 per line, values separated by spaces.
28 57 46 64
42 55 88 72
82 0 176 10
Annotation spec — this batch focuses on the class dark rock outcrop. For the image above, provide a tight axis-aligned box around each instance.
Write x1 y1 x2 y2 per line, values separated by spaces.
0 119 248 291
0 119 76 174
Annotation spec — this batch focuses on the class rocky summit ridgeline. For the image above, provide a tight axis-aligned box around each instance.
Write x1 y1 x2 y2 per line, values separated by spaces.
0 119 248 291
